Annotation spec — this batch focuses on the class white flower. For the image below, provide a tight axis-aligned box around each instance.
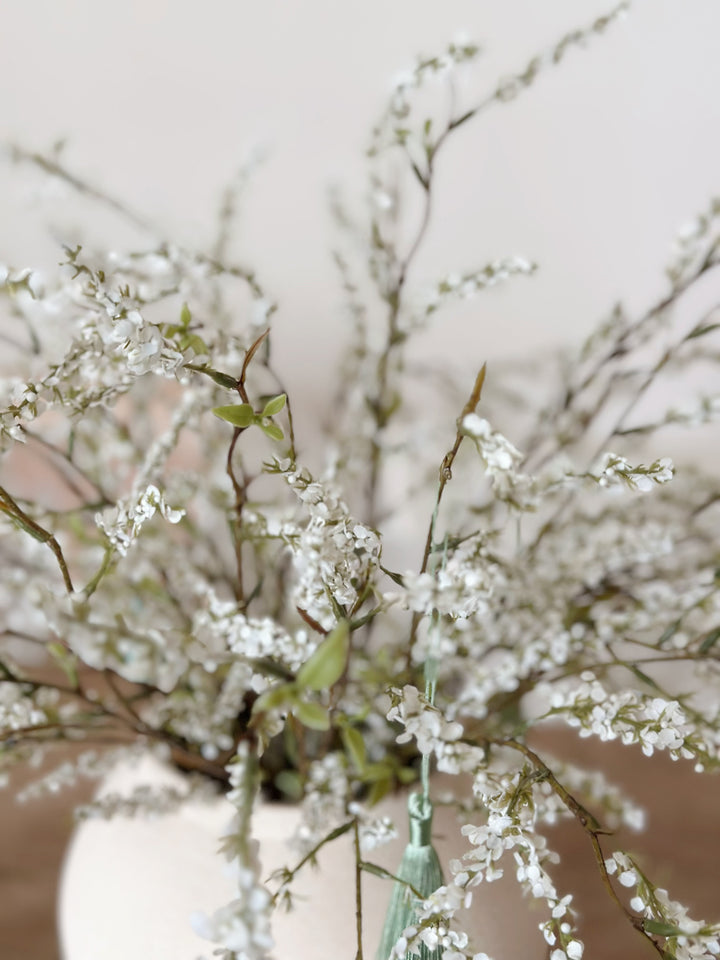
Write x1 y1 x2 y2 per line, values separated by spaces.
387 685 463 756
96 484 185 556
192 745 273 960
566 939 583 958
594 453 674 492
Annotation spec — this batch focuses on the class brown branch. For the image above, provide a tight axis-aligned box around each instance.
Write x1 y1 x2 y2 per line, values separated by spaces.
498 738 666 958
406 364 487 655
222 329 271 607
226 427 248 606
0 484 74 592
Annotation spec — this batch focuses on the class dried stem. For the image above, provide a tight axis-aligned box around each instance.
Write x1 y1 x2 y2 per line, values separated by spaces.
406 364 486 654
499 738 666 958
0 484 74 592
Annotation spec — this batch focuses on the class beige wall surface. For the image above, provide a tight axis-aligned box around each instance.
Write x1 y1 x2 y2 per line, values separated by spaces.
2 1 719 419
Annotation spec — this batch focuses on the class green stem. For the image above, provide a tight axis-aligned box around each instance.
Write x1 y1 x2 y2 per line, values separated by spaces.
353 818 365 960
269 820 355 904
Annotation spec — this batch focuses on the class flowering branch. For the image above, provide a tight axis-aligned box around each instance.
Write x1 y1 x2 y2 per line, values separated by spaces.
0 484 74 592
497 738 667 958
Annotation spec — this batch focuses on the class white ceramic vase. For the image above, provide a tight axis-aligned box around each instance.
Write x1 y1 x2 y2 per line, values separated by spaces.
58 756 536 960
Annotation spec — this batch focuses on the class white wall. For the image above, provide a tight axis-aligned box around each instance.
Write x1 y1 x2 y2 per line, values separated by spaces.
2 1 719 425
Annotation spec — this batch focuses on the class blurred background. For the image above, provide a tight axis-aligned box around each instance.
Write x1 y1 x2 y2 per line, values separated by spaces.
2 1 720 957
3 0 720 421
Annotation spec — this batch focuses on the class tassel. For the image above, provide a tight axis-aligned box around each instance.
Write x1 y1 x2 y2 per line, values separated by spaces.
377 792 444 960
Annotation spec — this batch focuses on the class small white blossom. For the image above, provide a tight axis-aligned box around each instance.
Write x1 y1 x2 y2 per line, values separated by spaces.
387 685 463 757
95 484 185 556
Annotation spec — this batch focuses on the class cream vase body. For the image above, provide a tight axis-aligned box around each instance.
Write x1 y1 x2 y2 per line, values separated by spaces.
58 756 536 960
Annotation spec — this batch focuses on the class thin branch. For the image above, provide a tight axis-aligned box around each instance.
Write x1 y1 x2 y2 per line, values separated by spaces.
0 484 74 592
222 329 270 606
499 738 666 958
269 820 355 904
8 144 152 232
353 818 365 960
406 364 486 654
20 426 112 503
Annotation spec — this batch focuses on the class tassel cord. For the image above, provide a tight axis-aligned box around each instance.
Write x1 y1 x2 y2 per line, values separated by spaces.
377 535 448 960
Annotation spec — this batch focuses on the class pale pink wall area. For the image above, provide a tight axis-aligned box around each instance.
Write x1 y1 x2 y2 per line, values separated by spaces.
1 1 719 425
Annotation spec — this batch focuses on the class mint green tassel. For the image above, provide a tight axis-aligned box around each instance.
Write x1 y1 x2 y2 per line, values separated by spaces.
377 792 444 960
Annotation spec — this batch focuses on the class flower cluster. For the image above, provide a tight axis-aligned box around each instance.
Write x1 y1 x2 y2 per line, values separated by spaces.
96 484 185 556
606 852 720 960
275 462 381 628
593 453 675 492
387 685 464 758
192 745 274 960
0 682 48 734
420 257 537 321
460 415 526 500
293 752 350 852
545 673 720 769
192 589 314 676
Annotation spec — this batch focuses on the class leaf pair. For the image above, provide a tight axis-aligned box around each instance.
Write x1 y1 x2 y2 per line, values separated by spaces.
213 393 287 441
251 620 350 731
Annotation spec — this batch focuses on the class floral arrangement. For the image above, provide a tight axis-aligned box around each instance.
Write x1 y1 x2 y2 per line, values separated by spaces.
1 4 720 959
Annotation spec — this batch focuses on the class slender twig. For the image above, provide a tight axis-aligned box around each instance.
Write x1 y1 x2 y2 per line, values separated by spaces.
525 253 720 472
9 144 152 231
365 4 631 521
20 426 112 503
353 818 365 960
406 365 486 654
0 484 74 592
221 329 271 606
498 738 666 958
269 820 355 904
226 428 248 606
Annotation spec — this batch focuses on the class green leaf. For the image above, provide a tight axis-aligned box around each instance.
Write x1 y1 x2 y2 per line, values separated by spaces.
293 700 330 731
643 918 685 937
260 420 284 442
360 861 395 881
342 726 367 772
213 404 255 427
180 302 192 328
202 367 239 390
628 664 663 692
324 820 355 843
251 682 297 715
699 626 720 654
179 333 208 355
296 620 350 691
274 770 304 801
361 762 393 783
367 777 392 805
657 618 682 648
262 393 287 417
379 564 405 587
686 322 720 341
360 862 423 899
